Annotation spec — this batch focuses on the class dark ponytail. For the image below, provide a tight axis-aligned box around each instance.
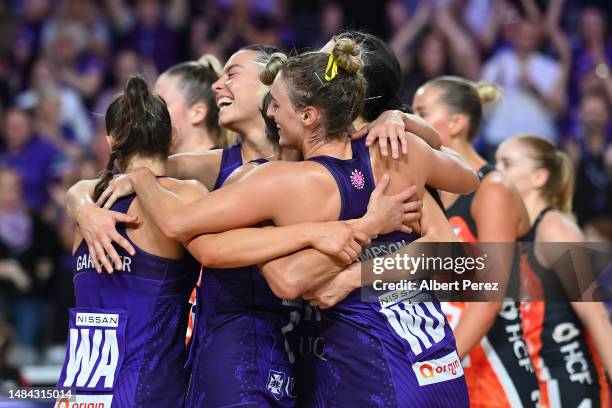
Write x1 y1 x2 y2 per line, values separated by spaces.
93 75 172 201
334 31 408 120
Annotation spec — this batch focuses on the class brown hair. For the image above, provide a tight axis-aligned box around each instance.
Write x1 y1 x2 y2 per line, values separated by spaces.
260 37 366 140
426 76 502 141
93 75 172 201
513 134 575 214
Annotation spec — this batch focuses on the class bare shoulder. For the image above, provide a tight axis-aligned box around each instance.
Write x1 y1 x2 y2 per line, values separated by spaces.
68 178 98 195
158 177 209 202
238 159 339 203
169 148 223 162
225 162 261 185
167 149 224 189
473 171 529 231
538 210 584 242
476 171 522 204
240 159 329 184
294 159 344 189
368 134 428 191
74 178 99 188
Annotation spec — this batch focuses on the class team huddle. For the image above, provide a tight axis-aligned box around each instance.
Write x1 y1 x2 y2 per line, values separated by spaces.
54 30 611 408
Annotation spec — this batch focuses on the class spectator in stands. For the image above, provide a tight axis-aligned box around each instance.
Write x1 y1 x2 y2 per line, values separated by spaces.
106 0 188 72
9 0 53 90
198 0 285 58
481 1 570 152
0 318 28 389
41 0 112 60
15 57 93 144
44 21 106 105
398 29 451 103
0 108 69 212
567 6 612 139
188 2 225 60
0 167 60 362
390 1 480 102
90 122 111 172
93 49 156 124
33 84 82 158
319 0 344 47
569 92 612 228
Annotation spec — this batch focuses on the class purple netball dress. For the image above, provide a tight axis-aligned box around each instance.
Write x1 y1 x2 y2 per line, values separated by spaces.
57 194 200 407
300 138 469 408
186 157 300 407
212 141 243 190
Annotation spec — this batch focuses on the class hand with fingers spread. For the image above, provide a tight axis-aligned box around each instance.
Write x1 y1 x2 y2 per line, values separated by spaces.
303 262 361 309
305 222 370 266
365 174 421 235
96 174 134 209
352 110 409 159
76 202 138 273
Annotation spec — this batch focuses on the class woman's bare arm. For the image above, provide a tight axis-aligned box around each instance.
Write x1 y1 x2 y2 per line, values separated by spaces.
451 176 523 358
186 222 369 269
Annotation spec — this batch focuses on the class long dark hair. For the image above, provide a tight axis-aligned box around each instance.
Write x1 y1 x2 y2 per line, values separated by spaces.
93 76 172 201
334 31 407 120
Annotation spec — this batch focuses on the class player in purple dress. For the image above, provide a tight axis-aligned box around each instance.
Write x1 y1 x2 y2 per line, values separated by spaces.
56 76 204 407
126 38 476 407
59 74 377 408
65 45 283 273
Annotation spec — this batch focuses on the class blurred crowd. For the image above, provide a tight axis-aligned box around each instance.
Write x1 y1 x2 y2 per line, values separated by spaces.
0 0 610 382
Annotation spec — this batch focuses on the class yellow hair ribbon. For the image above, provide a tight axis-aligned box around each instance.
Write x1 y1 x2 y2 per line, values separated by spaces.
324 54 338 81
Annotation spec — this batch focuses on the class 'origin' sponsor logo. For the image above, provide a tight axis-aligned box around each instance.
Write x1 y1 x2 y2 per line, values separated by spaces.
412 351 464 386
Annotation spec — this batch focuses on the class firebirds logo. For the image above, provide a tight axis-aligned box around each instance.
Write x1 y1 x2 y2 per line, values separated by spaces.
266 369 296 400
350 169 366 190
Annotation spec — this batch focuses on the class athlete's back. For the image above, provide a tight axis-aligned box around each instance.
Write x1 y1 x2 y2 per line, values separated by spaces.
298 138 467 408
58 179 201 407
520 209 610 408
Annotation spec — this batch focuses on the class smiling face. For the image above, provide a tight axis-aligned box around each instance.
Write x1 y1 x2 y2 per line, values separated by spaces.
266 73 306 149
212 50 267 134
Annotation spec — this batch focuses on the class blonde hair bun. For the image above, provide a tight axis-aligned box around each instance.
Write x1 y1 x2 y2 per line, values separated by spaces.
260 52 288 86
475 82 502 105
332 38 364 75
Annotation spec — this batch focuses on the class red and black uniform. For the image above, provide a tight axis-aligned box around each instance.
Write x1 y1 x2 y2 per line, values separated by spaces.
442 164 541 408
520 208 610 408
